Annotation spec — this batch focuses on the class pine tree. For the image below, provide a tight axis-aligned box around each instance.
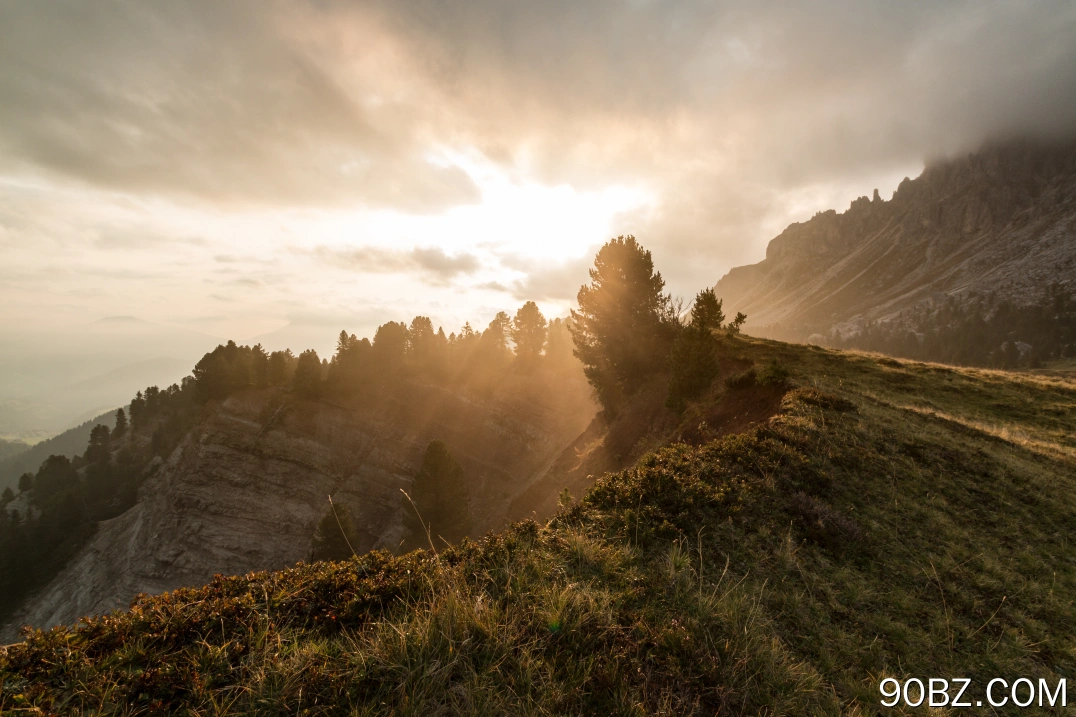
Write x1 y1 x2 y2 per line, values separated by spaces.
291 349 323 397
268 349 296 386
129 391 146 429
402 440 471 550
666 325 719 412
512 301 548 361
372 321 409 379
726 312 747 336
483 312 512 353
690 288 725 331
113 408 128 440
311 499 360 562
666 288 724 411
570 236 676 411
85 425 112 465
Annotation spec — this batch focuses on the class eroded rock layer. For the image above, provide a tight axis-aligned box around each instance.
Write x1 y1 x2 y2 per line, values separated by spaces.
3 375 595 640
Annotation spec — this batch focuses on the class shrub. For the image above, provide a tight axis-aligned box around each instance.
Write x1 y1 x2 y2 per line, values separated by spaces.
311 500 360 562
666 326 720 412
756 359 790 386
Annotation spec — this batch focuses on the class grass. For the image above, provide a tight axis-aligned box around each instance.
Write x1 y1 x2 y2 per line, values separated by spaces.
2 337 1075 715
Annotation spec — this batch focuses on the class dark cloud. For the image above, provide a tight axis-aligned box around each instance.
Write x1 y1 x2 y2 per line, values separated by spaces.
356 0 1076 178
475 280 512 294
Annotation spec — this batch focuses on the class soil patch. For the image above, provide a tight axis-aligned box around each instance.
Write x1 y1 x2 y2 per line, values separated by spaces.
679 382 788 446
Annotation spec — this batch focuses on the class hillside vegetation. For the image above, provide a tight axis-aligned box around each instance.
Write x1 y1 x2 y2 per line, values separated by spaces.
3 337 1074 715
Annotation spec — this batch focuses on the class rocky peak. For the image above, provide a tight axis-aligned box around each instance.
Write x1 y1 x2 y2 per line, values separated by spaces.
716 136 1076 341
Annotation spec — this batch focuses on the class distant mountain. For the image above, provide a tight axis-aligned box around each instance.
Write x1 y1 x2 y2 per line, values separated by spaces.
244 321 337 358
715 137 1076 342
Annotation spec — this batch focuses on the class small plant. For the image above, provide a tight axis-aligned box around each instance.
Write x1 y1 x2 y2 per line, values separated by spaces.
663 539 694 593
788 491 862 551
558 487 574 509
311 498 360 561
725 367 757 388
756 358 790 386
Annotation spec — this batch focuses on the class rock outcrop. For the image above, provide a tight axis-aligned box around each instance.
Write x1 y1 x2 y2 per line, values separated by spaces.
2 373 595 641
715 138 1076 340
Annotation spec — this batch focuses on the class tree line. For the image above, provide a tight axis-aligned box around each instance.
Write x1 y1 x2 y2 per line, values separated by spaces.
187 302 576 405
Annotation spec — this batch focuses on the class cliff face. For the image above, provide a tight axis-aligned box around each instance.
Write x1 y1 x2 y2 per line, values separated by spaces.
2 373 595 641
715 138 1076 340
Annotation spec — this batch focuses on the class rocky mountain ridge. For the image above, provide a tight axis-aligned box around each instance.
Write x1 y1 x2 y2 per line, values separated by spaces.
715 137 1076 341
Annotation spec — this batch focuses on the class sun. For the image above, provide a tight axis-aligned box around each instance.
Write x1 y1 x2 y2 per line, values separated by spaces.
309 151 654 264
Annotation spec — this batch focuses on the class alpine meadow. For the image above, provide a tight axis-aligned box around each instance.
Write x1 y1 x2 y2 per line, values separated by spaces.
2 2 1076 715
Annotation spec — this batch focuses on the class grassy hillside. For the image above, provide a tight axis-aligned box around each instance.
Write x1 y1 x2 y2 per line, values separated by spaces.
2 338 1074 715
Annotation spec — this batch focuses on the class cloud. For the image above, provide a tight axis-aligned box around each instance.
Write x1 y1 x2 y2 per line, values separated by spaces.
0 1 480 211
496 252 597 302
411 247 482 276
313 244 483 284
93 228 207 251
5 2 1075 221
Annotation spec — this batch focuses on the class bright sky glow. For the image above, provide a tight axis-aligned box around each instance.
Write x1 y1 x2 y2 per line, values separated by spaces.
0 154 655 351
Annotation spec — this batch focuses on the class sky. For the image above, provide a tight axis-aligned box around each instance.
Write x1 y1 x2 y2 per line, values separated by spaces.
2 0 1076 356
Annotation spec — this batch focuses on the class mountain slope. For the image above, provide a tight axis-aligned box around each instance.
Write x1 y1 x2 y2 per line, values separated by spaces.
0 439 29 462
716 138 1076 342
3 338 1074 714
0 369 595 642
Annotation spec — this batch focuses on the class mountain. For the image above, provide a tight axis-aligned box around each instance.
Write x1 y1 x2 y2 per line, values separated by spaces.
3 338 1074 713
715 137 1076 343
1 366 596 640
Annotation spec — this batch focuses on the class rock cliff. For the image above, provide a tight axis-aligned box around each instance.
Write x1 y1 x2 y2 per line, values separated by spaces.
715 138 1076 340
2 372 595 641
